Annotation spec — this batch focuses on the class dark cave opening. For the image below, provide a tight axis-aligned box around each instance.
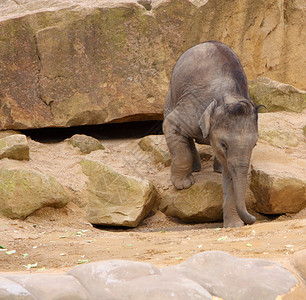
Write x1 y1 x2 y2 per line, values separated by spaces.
21 120 163 143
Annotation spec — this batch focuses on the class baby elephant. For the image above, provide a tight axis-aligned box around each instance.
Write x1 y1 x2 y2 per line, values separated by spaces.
163 41 260 228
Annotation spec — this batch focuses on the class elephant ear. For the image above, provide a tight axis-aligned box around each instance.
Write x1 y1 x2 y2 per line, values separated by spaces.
198 99 217 138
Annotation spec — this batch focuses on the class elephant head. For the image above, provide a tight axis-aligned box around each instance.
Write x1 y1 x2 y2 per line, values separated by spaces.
199 98 258 225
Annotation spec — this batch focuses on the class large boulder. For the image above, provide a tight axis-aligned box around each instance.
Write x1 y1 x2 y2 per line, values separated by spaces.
250 167 306 214
0 134 29 160
0 167 69 219
160 171 223 222
0 0 305 130
249 77 306 113
80 159 157 227
251 111 306 214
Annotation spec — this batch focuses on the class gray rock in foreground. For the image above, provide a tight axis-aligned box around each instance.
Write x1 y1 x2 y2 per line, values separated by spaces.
0 251 299 300
114 275 212 300
67 260 161 299
164 251 298 300
2 274 90 300
291 250 306 283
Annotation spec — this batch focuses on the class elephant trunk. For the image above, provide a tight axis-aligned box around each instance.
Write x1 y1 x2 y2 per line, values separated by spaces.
231 166 256 225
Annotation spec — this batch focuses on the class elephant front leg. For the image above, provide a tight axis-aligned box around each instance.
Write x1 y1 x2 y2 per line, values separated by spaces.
169 137 195 189
164 135 194 189
222 167 244 227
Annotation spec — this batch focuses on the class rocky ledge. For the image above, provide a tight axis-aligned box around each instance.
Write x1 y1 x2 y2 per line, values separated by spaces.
0 0 305 130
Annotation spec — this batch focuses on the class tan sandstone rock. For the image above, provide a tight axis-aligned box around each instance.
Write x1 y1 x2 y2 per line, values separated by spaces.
80 159 157 227
0 167 69 219
249 77 306 113
0 0 305 130
251 111 306 215
0 134 29 160
160 171 224 223
138 135 171 167
250 167 306 215
257 111 306 148
0 130 21 139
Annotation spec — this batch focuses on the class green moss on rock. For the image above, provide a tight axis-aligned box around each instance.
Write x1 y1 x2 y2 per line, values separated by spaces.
249 78 306 113
0 168 69 219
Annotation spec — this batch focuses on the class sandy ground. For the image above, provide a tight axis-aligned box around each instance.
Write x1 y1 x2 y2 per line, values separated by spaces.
0 115 305 292
1 206 306 274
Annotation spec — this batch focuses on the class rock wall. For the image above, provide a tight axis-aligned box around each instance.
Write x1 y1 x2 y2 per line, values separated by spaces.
0 0 305 130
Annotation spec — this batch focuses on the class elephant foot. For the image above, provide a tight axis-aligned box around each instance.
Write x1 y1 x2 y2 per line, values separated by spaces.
223 218 244 228
172 174 195 190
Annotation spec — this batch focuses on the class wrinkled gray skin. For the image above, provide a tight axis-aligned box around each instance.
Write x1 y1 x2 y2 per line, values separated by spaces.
163 41 258 227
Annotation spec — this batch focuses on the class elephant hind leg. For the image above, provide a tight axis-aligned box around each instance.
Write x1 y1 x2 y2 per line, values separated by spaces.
189 138 201 172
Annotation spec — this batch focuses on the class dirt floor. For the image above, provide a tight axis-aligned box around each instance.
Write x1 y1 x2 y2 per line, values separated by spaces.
0 119 305 281
0 205 306 274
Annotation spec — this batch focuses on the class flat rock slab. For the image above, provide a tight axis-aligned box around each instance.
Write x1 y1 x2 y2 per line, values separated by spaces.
0 251 298 300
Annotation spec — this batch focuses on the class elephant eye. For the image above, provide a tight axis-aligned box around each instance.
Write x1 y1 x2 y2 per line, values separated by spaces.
221 142 228 150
